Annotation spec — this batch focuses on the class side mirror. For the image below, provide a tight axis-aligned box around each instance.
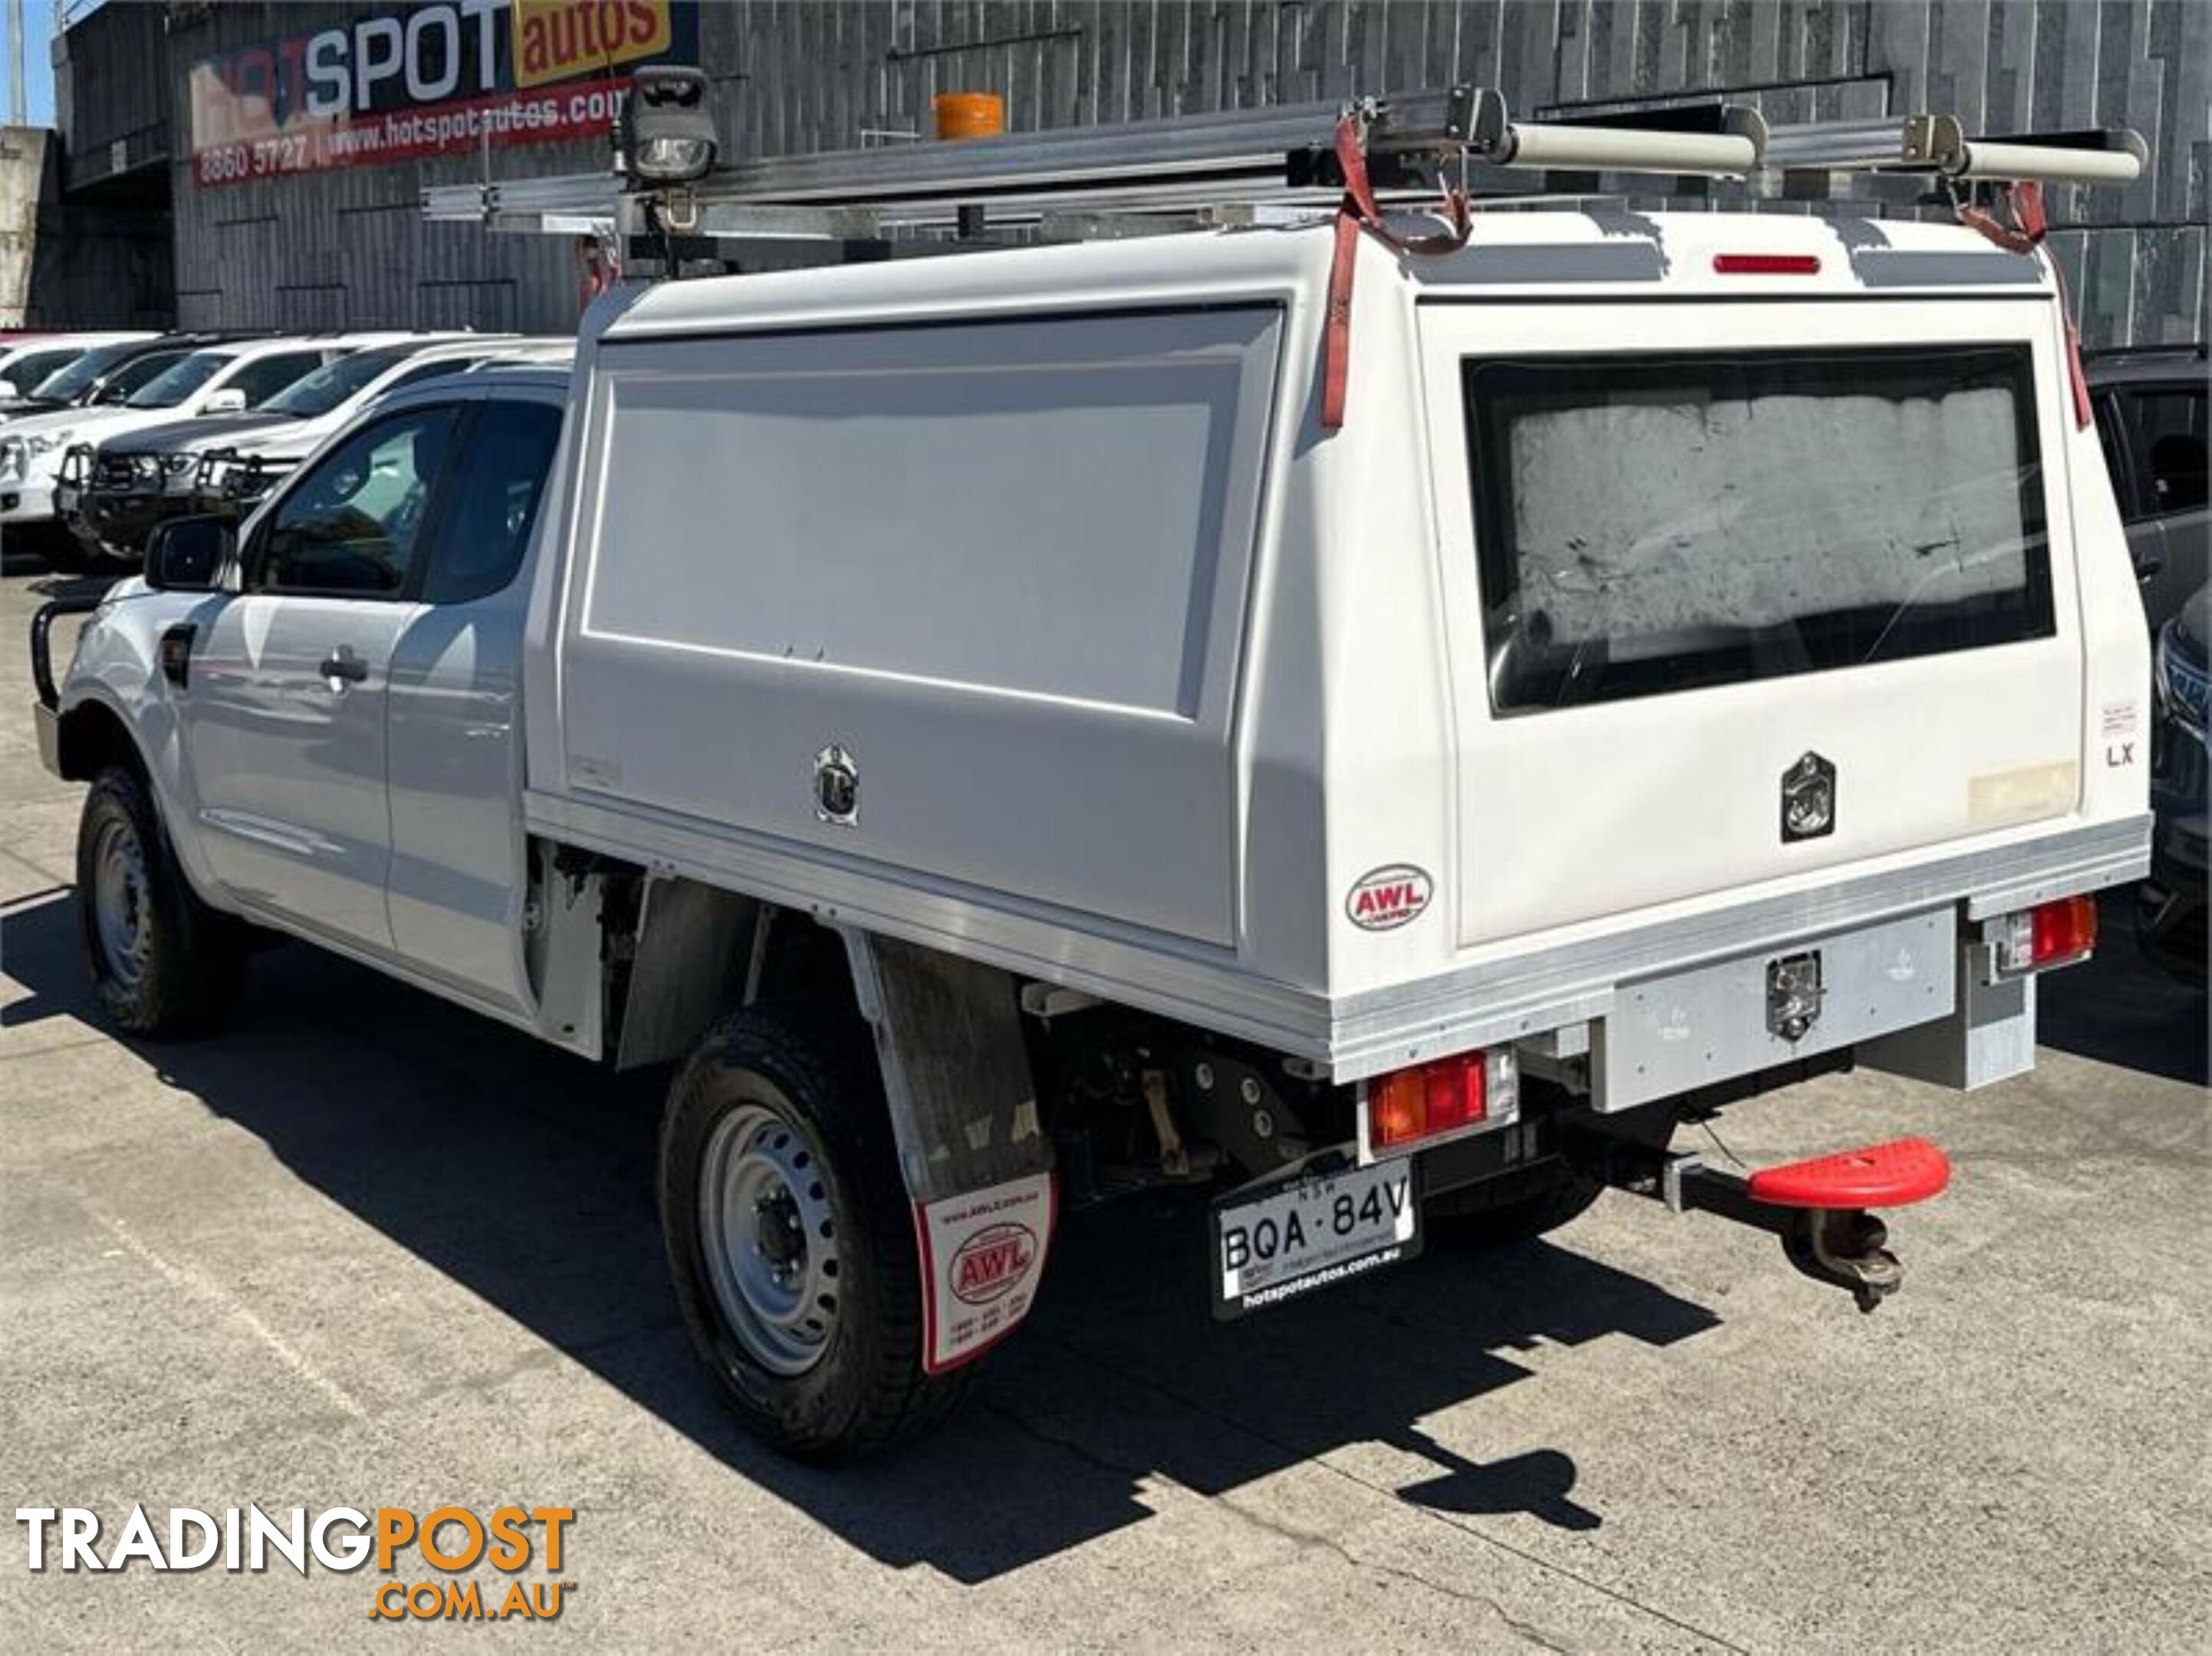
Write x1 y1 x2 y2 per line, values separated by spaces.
94 380 132 405
144 515 233 592
200 388 248 415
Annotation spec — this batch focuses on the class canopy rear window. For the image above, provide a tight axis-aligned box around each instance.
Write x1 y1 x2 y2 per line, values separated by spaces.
1464 344 2053 714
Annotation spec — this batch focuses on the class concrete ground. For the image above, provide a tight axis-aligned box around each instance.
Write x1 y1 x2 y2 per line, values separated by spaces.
1 548 2206 1653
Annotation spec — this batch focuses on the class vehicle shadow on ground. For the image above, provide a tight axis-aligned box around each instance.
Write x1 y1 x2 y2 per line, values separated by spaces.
1 532 101 585
1 892 1717 1580
2037 890 2207 1087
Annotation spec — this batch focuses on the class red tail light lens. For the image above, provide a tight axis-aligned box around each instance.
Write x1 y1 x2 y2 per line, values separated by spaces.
1993 894 2098 974
2030 894 2098 965
1367 1050 1519 1151
1712 253 1821 275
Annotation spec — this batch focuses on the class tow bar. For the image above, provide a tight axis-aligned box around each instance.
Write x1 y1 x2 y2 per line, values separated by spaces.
1586 1134 1951 1313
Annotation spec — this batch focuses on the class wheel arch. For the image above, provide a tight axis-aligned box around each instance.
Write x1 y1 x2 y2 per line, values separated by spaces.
54 688 228 907
54 695 146 786
604 871 1049 1206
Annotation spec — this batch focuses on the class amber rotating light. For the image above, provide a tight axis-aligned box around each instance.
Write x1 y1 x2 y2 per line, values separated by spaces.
933 93 1005 141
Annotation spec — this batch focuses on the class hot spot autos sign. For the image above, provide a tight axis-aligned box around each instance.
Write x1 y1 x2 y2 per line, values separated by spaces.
188 0 698 187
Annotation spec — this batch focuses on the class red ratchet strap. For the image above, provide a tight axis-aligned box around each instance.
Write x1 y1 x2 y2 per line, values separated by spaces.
1957 180 2092 429
1323 112 1473 432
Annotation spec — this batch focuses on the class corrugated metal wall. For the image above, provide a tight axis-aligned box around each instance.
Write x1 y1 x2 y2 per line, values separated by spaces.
161 1 606 334
150 1 2207 343
711 0 2207 347
53 0 171 191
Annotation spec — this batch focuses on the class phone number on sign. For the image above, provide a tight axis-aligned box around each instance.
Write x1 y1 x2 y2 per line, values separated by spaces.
197 134 314 183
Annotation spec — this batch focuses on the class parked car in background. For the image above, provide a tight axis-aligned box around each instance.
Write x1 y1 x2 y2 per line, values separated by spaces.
78 335 563 557
2 340 227 521
0 333 242 425
0 334 156 400
2141 584 2207 986
1 337 350 555
59 333 511 564
2085 345 2208 631
185 337 574 521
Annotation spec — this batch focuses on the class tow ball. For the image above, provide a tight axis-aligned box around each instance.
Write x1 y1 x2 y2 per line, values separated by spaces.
1598 1136 1951 1313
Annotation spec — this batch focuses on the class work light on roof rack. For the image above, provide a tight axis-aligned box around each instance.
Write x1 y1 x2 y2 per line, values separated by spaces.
620 66 718 187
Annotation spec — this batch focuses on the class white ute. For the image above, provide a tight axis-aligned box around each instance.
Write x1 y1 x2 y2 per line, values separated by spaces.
32 89 2154 1459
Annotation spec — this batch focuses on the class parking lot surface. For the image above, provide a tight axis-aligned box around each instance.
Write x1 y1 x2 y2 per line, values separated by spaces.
2 554 2206 1652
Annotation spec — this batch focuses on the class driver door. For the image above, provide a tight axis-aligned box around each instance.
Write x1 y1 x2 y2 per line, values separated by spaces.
182 401 465 953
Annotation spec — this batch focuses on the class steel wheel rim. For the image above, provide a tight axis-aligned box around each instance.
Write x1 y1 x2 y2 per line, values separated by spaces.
90 816 153 994
698 1095 841 1377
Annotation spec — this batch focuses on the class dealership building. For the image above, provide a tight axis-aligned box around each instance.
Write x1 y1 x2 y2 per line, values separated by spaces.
18 0 2210 343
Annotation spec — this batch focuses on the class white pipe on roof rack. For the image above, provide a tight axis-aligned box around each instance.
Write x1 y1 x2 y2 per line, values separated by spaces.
1944 141 2141 186
1493 123 1758 177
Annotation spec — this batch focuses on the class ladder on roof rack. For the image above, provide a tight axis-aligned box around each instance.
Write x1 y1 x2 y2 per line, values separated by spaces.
420 85 2146 246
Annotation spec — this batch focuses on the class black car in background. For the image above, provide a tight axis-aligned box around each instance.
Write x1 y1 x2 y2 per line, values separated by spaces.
2085 345 2207 632
2141 584 2207 987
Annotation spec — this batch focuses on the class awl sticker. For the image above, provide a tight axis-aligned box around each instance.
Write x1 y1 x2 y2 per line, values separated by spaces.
1345 863 1434 932
914 1171 1055 1374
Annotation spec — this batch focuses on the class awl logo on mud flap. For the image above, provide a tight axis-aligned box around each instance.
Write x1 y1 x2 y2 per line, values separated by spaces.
1345 865 1434 932
917 1173 1055 1374
950 1222 1037 1306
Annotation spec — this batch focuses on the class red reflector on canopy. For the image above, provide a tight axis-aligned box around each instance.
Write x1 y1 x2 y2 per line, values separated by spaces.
1713 253 1821 275
1746 1137 1951 1209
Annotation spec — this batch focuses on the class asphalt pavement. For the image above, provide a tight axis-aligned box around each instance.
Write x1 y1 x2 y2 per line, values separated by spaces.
2 548 2206 1652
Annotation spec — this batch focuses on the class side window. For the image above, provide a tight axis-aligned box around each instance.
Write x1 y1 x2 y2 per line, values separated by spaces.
420 400 562 605
98 351 186 403
2128 386 2208 518
386 356 485 394
251 406 461 596
221 351 328 408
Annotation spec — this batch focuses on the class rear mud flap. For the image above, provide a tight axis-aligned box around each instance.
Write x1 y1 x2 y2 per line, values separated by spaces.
914 1171 1057 1373
842 931 1056 1372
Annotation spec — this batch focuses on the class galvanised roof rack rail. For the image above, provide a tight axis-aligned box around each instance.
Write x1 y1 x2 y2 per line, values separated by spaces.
421 85 2145 246
1763 113 2148 186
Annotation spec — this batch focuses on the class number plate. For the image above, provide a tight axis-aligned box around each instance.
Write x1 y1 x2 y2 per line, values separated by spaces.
1212 1157 1419 1319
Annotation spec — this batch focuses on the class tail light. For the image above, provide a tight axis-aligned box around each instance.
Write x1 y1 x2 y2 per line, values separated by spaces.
1364 1048 1519 1155
1990 894 2098 975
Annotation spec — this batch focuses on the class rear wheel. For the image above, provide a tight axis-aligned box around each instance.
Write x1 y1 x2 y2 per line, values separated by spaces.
1426 1162 1605 1250
659 1006 974 1461
75 764 245 1036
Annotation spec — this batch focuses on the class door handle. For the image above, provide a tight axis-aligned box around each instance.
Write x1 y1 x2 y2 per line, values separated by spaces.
319 649 370 686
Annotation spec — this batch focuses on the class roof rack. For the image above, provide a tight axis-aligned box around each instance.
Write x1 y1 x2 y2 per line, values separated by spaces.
422 86 2145 251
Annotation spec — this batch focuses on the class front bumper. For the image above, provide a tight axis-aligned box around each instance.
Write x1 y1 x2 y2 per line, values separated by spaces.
0 478 56 523
72 486 182 558
33 699 61 778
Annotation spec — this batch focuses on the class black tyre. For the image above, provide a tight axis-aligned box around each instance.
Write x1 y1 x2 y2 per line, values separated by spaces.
75 763 246 1036
1425 1161 1606 1251
659 1006 974 1461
